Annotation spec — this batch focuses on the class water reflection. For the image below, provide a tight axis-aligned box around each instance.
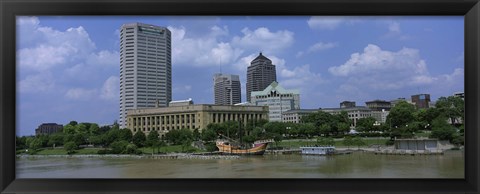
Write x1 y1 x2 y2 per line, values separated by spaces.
16 151 464 178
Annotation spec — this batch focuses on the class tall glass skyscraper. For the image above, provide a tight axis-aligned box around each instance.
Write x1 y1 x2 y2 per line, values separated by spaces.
246 52 277 102
213 73 241 105
119 23 171 128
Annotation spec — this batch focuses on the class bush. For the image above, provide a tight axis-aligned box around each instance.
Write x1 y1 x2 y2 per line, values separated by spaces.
97 149 111 154
204 142 218 152
64 141 78 154
125 143 138 154
109 140 129 154
385 139 395 146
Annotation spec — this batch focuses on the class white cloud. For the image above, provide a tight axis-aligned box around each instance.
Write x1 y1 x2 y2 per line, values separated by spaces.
297 42 338 57
328 44 463 94
231 27 294 54
388 21 401 33
169 26 242 67
329 44 425 90
100 76 119 100
383 21 410 40
65 88 97 100
17 17 96 72
18 73 55 93
280 64 325 89
87 50 120 66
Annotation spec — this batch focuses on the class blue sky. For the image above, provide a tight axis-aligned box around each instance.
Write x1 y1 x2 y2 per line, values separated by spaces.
16 16 464 136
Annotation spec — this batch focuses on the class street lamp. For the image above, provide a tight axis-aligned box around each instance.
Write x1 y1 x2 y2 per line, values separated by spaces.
286 126 291 149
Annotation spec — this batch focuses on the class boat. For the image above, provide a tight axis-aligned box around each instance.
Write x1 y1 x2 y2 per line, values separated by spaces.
300 146 336 155
216 139 274 155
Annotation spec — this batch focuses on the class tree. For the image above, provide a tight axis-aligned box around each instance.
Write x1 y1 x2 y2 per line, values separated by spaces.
110 140 129 154
201 127 218 142
342 136 354 149
181 139 193 152
352 137 366 150
64 133 86 146
356 117 377 132
435 96 464 126
132 131 147 147
300 123 316 138
165 128 192 145
125 143 140 154
387 101 416 138
16 136 28 150
336 122 351 136
192 129 201 141
430 116 457 142
47 133 65 147
88 123 100 135
63 124 76 134
146 131 160 153
64 141 78 154
118 128 133 142
28 138 43 151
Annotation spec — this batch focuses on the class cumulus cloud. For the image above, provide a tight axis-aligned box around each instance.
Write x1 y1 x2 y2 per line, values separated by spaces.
383 21 410 40
18 73 55 93
297 42 338 57
65 88 97 100
100 76 119 100
87 50 120 67
329 44 463 93
231 27 294 54
280 64 325 89
169 26 243 67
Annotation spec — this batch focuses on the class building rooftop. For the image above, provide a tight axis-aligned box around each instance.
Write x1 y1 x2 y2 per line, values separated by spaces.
252 52 272 63
250 81 300 96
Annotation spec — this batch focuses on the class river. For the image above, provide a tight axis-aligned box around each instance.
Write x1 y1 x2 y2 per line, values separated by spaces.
16 150 464 178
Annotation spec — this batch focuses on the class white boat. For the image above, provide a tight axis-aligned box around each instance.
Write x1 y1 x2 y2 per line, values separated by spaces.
300 146 335 155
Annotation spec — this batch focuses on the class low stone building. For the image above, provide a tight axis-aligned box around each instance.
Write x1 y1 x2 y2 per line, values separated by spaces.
126 104 268 136
35 123 63 136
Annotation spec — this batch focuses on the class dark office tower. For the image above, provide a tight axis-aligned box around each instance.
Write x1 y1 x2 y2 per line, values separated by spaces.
411 94 431 109
213 73 241 105
119 23 172 128
246 52 277 102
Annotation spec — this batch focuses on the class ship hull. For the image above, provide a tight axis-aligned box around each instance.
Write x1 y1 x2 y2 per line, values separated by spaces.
216 141 268 156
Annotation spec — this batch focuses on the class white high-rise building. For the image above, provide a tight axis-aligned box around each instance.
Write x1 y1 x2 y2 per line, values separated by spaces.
213 73 241 105
119 23 171 128
250 81 300 122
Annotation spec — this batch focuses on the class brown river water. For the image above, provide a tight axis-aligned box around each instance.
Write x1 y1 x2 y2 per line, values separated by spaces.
16 150 464 178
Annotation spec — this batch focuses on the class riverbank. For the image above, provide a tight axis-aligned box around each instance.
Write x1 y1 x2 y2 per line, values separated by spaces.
16 153 240 160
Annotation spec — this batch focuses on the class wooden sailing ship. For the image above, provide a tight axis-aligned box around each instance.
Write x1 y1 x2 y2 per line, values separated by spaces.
216 139 274 155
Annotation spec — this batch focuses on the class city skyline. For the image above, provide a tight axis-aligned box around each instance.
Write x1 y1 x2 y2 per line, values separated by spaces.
17 16 464 136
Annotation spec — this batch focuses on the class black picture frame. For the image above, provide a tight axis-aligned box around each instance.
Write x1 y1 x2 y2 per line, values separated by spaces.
1 0 479 193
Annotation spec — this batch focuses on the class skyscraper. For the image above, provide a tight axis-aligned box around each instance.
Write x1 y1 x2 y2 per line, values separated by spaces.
246 52 277 102
119 23 172 128
213 73 241 105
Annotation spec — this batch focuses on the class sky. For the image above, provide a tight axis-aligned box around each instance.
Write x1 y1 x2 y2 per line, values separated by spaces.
16 16 464 136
